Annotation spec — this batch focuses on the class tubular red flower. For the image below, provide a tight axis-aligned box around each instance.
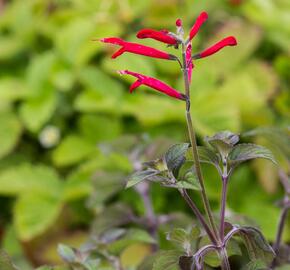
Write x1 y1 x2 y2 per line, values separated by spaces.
186 43 194 83
189 11 208 41
99 37 176 60
136 29 177 45
193 36 237 59
118 70 186 100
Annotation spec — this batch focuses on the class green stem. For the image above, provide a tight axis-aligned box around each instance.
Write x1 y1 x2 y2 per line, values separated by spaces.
181 43 219 243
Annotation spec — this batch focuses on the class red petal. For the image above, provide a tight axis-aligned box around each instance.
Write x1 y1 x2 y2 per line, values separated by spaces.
119 70 186 100
136 29 177 45
196 36 237 59
186 43 194 83
100 37 124 45
189 11 208 40
129 80 142 92
100 37 176 60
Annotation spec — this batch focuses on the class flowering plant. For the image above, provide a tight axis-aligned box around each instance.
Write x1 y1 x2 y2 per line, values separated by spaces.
96 11 286 270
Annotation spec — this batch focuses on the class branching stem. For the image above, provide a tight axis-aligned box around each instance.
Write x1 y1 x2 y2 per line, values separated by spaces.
181 42 219 244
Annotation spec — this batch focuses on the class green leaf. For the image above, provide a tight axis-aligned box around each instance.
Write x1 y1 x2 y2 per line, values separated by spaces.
166 227 200 253
241 259 268 270
0 250 18 270
164 143 190 177
197 146 220 169
126 169 160 188
228 143 277 167
57 244 76 263
92 203 133 235
152 250 180 270
0 164 62 196
0 112 22 159
14 193 63 241
19 87 57 132
205 131 239 158
237 226 275 265
108 229 156 254
52 135 96 167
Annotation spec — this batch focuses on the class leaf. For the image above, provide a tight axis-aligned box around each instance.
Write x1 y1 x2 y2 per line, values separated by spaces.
14 193 63 241
0 112 22 159
197 146 220 168
57 244 76 263
52 135 96 167
164 143 190 177
108 229 156 254
205 131 239 157
166 227 200 253
228 143 277 167
126 169 160 188
91 203 133 235
19 87 57 132
152 250 180 270
0 164 63 196
237 226 275 265
0 250 18 270
241 259 268 270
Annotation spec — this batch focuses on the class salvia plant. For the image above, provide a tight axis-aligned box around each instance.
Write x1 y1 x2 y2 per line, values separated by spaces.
1 11 289 270
96 11 283 270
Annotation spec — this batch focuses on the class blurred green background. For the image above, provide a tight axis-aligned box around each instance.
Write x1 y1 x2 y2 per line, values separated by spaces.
0 0 289 268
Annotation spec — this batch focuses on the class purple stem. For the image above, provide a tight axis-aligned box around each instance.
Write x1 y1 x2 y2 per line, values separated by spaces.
220 176 228 241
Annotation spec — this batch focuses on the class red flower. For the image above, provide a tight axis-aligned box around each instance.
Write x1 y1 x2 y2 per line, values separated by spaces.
136 29 178 45
186 43 194 83
192 36 237 59
99 37 176 60
189 11 208 41
118 70 186 100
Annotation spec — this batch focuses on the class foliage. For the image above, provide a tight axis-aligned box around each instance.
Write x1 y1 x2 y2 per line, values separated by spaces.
0 0 289 269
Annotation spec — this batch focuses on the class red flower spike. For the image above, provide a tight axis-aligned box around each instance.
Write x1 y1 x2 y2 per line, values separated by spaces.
186 43 194 83
176 18 182 27
118 70 186 101
136 29 177 45
193 36 237 59
100 37 176 60
189 11 208 41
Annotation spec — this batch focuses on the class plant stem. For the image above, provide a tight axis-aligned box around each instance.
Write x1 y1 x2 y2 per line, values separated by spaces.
220 176 228 241
273 205 288 253
181 43 219 243
220 248 231 270
180 189 218 245
135 182 158 251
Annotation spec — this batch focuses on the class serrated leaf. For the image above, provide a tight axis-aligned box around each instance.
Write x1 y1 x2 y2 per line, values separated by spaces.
126 169 160 188
0 250 18 270
152 250 180 270
197 146 220 169
166 227 200 253
205 131 239 157
237 226 275 264
57 244 76 263
228 143 277 167
164 143 190 177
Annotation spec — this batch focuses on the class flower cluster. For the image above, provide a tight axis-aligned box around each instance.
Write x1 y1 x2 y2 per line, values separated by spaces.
97 11 237 100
